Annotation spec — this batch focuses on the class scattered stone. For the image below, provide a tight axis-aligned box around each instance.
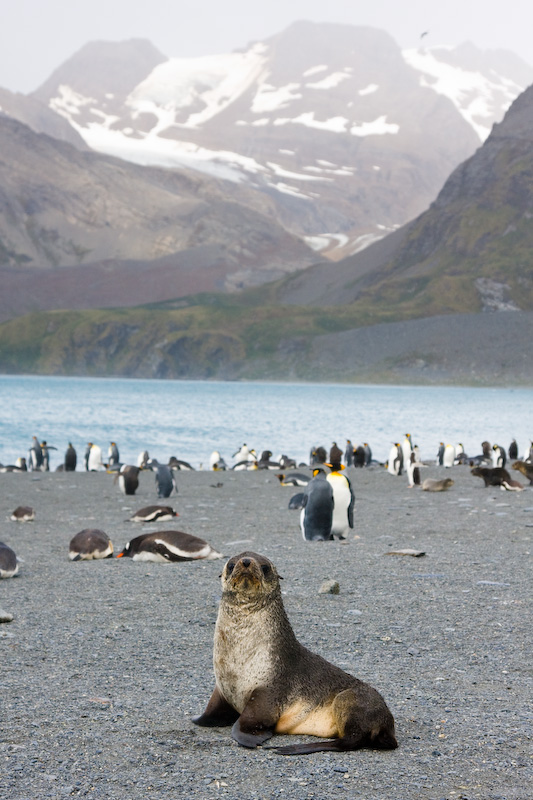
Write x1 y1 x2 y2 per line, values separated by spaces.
319 579 340 594
0 609 14 623
385 549 426 557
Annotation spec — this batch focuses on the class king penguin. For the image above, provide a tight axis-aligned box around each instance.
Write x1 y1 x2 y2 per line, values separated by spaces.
300 468 334 541
443 444 456 468
326 448 354 539
64 443 77 471
87 444 104 472
492 444 506 468
108 442 120 467
401 434 413 468
406 452 421 488
387 444 403 475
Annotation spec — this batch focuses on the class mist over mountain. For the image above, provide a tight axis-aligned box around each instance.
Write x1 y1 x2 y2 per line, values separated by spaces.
0 115 315 320
26 21 533 259
276 81 533 316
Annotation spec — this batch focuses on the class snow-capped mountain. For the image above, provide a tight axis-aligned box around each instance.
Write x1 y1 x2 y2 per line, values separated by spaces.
30 22 532 260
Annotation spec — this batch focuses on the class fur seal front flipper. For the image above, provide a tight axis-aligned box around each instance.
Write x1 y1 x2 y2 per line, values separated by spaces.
192 686 239 727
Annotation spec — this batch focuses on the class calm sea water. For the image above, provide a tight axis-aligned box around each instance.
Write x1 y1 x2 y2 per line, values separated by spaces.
0 376 531 469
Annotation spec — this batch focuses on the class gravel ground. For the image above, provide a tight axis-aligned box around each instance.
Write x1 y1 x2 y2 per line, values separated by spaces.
1 466 532 800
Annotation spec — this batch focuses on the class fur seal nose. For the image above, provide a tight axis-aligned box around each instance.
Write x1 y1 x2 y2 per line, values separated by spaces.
241 558 251 568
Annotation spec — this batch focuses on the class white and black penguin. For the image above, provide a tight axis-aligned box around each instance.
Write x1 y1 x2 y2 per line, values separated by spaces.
29 436 43 471
0 458 27 473
276 472 310 487
64 443 77 471
436 442 445 466
210 451 227 470
363 443 372 466
116 464 141 495
147 459 177 498
40 441 57 471
492 444 506 469
344 440 354 467
443 444 456 468
326 466 354 539
508 439 518 461
116 530 223 562
300 468 334 542
401 434 413 468
0 541 19 578
127 505 179 523
87 444 104 472
353 445 366 468
10 506 35 522
137 450 150 468
108 442 120 467
168 456 195 471
69 529 114 561
387 444 403 476
406 452 421 488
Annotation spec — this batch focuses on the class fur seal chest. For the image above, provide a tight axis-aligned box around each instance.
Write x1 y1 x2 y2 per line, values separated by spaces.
193 551 397 755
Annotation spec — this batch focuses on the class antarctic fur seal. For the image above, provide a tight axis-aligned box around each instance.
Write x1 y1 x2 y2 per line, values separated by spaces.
422 478 454 492
511 461 533 485
471 466 523 490
193 551 397 755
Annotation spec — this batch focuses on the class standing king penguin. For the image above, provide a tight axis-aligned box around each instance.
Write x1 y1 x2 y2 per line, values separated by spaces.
300 468 334 541
326 447 354 539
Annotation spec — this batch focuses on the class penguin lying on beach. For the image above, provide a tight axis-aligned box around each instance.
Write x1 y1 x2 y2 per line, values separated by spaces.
0 541 19 578
10 506 35 522
116 530 223 562
127 505 179 522
69 529 114 561
276 472 311 487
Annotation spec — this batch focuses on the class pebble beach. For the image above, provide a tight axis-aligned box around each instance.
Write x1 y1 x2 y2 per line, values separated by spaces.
1 465 532 800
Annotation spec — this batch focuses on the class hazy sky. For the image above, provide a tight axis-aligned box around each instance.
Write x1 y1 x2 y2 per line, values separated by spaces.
2 0 532 94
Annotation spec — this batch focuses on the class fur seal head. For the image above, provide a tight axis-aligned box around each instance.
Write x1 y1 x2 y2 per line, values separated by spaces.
221 551 280 605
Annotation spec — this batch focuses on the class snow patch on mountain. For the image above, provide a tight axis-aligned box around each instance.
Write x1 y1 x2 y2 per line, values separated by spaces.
403 47 524 140
305 71 351 90
251 82 302 113
127 43 269 129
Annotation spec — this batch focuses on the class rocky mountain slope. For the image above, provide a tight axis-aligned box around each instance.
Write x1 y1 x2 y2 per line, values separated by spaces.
0 116 316 321
275 82 533 316
29 22 532 259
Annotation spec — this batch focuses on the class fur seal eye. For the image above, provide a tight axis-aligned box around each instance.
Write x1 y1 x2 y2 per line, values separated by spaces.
226 562 235 573
261 564 270 575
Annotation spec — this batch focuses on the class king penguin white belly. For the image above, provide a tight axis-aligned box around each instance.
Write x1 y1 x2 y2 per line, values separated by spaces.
326 470 354 538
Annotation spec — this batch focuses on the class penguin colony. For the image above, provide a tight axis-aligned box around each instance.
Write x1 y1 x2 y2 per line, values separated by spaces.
2 432 531 754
